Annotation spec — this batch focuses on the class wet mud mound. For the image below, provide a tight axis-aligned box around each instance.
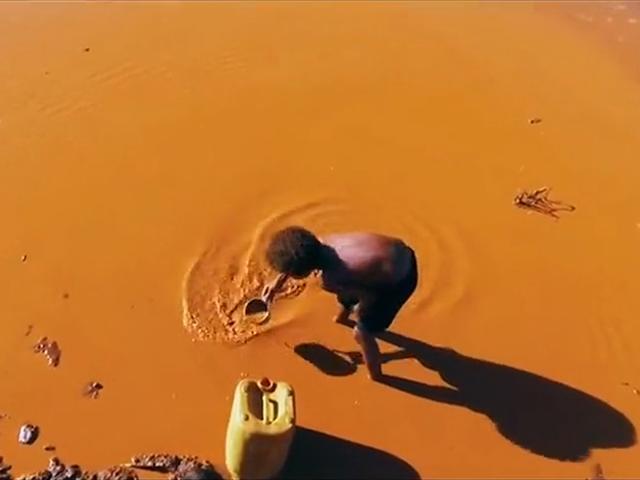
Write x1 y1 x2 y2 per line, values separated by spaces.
182 245 306 345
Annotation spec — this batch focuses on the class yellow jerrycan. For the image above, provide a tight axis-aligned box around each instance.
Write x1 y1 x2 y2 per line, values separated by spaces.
225 377 296 480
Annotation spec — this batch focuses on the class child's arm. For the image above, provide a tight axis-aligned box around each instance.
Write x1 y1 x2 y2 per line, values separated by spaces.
262 273 288 303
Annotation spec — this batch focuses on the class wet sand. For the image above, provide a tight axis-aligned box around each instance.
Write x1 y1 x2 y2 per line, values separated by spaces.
1 2 639 478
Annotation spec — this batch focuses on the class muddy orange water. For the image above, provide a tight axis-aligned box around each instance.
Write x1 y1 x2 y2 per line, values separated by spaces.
1 2 640 478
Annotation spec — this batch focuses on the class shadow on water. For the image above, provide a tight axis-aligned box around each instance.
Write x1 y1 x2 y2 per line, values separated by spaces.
280 426 420 480
295 318 636 462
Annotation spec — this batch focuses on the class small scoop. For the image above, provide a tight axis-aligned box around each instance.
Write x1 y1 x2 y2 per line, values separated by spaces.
243 298 270 325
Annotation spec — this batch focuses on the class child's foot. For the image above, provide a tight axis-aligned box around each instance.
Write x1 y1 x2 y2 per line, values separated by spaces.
368 369 383 382
365 362 383 382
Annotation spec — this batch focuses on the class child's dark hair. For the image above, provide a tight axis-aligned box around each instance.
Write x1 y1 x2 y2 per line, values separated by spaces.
266 226 322 277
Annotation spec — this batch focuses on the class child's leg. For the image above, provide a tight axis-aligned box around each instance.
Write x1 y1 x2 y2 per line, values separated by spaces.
334 294 358 323
352 253 418 379
354 325 382 380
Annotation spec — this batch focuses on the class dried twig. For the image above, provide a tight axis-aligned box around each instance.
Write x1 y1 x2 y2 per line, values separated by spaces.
514 187 575 219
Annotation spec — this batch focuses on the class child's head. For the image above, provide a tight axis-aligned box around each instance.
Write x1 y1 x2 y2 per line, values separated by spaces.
266 226 322 278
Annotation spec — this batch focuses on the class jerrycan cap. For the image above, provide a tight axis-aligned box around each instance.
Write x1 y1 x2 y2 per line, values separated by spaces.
258 377 276 392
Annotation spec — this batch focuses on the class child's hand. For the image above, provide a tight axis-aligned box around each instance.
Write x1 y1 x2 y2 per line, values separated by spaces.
333 307 352 325
333 349 363 365
261 273 288 303
261 285 274 303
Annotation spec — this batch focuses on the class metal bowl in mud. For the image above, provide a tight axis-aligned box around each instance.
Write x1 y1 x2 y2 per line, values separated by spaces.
243 298 270 325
